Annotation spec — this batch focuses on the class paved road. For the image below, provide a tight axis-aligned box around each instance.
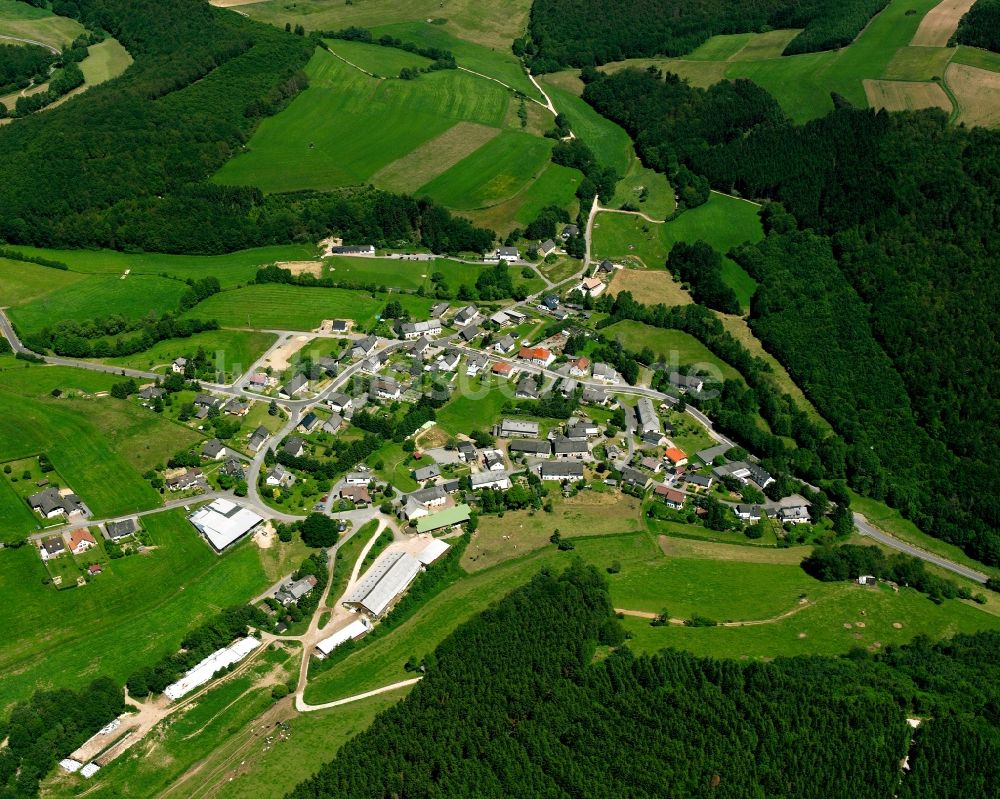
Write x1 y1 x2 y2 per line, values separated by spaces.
853 512 988 584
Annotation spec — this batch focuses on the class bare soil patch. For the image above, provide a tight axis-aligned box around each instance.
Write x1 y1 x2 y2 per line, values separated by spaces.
608 267 693 307
209 0 265 6
946 63 1000 128
277 260 323 278
863 79 951 113
911 0 977 46
266 335 311 371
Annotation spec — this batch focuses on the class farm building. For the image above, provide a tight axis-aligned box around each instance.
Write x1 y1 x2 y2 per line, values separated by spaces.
470 471 511 491
415 503 471 534
509 438 551 456
343 551 423 618
635 398 661 434
164 637 260 700
499 419 540 438
539 462 584 482
314 618 371 658
189 498 263 551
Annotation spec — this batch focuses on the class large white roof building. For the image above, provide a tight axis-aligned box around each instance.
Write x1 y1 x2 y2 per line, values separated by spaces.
314 618 371 658
164 636 260 700
343 551 422 618
189 498 263 551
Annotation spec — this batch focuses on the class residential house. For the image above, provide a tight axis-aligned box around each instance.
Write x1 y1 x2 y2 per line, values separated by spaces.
458 325 481 343
541 295 559 311
413 463 441 483
493 334 517 355
171 357 188 374
779 504 810 524
68 529 97 555
283 437 304 458
466 353 488 377
560 378 578 396
539 462 584 482
279 374 308 399
299 412 322 434
351 336 378 360
470 470 512 491
713 461 752 483
515 379 539 400
224 398 250 417
344 471 370 486
640 456 662 473
138 386 165 401
88 563 103 575
561 224 579 239
635 398 661 434
194 393 219 411
499 419 539 438
488 246 519 263
504 309 526 323
276 575 318 606
683 473 713 489
696 443 730 465
619 467 650 490
577 276 605 298
373 377 402 401
322 413 344 434
248 426 269 453
166 468 203 491
518 345 554 367
430 302 450 318
327 392 353 414
654 485 686 510
581 386 609 405
247 372 269 389
266 464 295 488
457 442 477 462
735 504 763 521
537 239 557 257
489 310 510 327
29 487 86 519
105 518 138 541
453 305 480 327
670 372 704 393
202 439 226 460
568 356 590 377
747 463 775 489
436 349 461 372
508 438 551 457
665 447 688 468
329 319 349 333
340 485 370 506
316 356 339 376
223 458 245 480
492 361 515 379
482 449 506 471
398 319 442 340
597 259 616 274
641 430 667 447
410 336 432 360
592 363 622 384
552 438 589 460
39 535 66 561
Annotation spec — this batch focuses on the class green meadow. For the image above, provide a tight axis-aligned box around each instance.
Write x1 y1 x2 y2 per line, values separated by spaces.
325 255 542 296
325 38 432 75
0 510 277 710
103 330 277 376
214 47 510 194
184 284 435 330
3 243 314 287
0 0 86 49
0 359 203 532
0 257 85 305
603 319 743 381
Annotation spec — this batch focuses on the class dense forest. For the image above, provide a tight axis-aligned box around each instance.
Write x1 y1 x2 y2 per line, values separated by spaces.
287 564 1000 799
523 0 889 70
584 68 1000 566
952 0 1000 52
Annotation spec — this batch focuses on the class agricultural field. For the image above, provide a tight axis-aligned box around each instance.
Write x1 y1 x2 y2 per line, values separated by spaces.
610 159 677 220
0 257 85 305
416 130 553 210
325 254 492 293
103 330 277 377
603 319 743 381
466 161 582 234
7 274 189 337
591 212 671 269
214 47 510 194
240 0 532 53
182 284 434 330
0 359 203 531
0 0 86 49
607 268 693 307
946 62 1000 127
863 79 952 113
325 37 432 76
0 510 277 711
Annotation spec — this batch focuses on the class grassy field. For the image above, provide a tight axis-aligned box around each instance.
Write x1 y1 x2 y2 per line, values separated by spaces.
327 255 488 293
325 37 432 76
952 45 1000 72
611 159 677 220
537 77 634 175
367 440 418 492
8 274 189 336
435 381 510 435
78 37 132 83
306 529 1000 703
242 0 532 52
863 79 952 113
183 284 434 330
104 330 277 376
604 319 743 381
416 130 553 210
0 510 278 710
3 243 314 287
214 48 510 193
468 161 582 234
0 257 85 305
0 359 203 532
607 268 692 307
946 62 1000 127
0 0 86 49
591 212 671 269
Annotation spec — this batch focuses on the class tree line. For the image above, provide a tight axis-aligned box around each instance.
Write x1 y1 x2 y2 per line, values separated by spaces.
522 0 889 71
952 0 1000 52
286 562 1000 799
319 26 457 73
583 67 1000 567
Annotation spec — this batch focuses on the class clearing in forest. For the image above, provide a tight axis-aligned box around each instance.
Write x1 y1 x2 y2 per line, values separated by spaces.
607 267 693 307
910 0 977 46
863 79 952 113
